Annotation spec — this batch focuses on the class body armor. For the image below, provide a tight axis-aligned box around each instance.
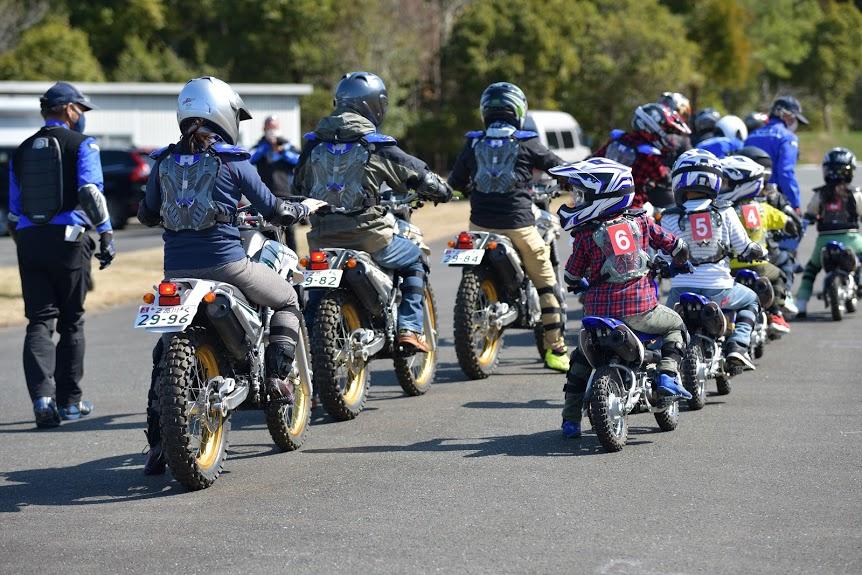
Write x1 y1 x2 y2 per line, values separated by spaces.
667 206 729 266
735 200 769 247
592 216 651 283
473 136 519 195
819 188 857 231
18 135 64 225
159 152 221 231
307 141 371 211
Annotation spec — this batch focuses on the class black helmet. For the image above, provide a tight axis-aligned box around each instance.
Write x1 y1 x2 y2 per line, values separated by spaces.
333 71 388 127
480 82 528 128
693 108 720 137
744 112 768 134
40 81 96 112
770 95 809 125
736 145 773 179
822 147 856 184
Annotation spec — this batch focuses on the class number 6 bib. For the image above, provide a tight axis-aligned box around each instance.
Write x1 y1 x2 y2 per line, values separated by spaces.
606 222 637 255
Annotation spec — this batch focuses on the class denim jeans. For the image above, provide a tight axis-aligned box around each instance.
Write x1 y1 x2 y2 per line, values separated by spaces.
666 284 758 346
371 235 426 332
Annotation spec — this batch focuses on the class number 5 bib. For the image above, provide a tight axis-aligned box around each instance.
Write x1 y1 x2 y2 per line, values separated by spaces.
689 212 714 241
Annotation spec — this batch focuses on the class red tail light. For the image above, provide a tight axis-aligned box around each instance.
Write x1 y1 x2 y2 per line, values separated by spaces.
456 231 474 250
159 295 181 306
309 251 330 271
158 282 178 296
129 153 151 183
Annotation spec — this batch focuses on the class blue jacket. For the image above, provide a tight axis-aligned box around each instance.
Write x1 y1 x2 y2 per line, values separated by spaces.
696 135 743 159
744 118 801 209
8 120 110 234
249 140 300 166
143 141 293 271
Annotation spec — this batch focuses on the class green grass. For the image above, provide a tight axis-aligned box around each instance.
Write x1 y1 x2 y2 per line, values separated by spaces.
797 131 862 164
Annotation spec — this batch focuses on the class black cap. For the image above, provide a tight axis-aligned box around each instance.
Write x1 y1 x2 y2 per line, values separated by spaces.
40 81 96 111
770 96 808 125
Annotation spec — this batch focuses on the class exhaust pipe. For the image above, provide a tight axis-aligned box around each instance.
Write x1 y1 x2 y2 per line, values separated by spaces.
205 294 248 360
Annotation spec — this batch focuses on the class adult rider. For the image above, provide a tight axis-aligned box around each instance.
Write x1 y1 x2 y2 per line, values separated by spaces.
138 77 324 475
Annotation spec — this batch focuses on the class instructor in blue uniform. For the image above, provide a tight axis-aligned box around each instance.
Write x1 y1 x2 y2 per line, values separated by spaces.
7 82 115 428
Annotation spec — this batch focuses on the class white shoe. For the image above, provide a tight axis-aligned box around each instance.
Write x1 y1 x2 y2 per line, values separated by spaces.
783 293 798 316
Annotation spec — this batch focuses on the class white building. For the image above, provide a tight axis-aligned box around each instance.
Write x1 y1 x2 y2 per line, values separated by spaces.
0 81 313 149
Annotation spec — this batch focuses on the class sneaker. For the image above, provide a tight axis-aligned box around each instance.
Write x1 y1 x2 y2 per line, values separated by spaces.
33 397 61 429
783 294 799 316
398 330 431 353
656 374 692 400
544 348 570 372
59 400 94 421
143 442 166 475
768 313 791 334
561 419 582 439
796 299 808 319
267 377 295 405
725 341 756 371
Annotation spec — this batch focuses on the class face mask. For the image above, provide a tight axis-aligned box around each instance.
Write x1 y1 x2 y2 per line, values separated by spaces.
71 107 85 133
265 129 278 140
785 116 798 133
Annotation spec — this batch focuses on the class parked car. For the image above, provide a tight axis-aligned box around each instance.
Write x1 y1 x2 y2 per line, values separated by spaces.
101 148 152 230
523 111 591 163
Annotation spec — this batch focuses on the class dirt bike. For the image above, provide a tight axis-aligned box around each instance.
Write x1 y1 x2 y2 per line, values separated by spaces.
447 185 565 379
134 208 312 490
819 239 860 321
734 268 773 355
577 259 686 453
303 193 438 421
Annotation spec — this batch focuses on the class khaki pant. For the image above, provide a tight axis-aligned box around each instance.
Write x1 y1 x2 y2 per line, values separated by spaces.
470 224 564 349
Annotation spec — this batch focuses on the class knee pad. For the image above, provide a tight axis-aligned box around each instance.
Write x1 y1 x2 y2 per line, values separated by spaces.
661 340 685 364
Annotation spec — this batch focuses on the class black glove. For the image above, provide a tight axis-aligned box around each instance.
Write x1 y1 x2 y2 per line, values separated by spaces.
97 231 116 270
783 217 800 238
564 275 590 294
417 172 453 204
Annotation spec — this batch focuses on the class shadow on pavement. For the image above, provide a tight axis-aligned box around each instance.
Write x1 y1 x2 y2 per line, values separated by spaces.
0 413 143 434
303 428 652 458
0 452 184 512
462 399 562 410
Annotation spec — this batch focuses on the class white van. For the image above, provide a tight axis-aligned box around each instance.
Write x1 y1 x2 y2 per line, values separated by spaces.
523 110 591 163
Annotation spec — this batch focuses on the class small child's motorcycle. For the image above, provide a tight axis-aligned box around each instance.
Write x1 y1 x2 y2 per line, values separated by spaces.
819 239 859 321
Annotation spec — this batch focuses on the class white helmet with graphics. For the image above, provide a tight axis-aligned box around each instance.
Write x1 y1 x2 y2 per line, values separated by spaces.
715 115 748 142
550 158 635 230
719 155 766 203
671 148 723 206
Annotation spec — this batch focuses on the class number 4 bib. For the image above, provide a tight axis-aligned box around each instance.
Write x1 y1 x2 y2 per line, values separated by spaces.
607 222 637 255
740 204 762 230
689 212 714 241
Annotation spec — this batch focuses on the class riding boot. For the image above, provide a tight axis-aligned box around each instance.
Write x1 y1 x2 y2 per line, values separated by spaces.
265 342 297 404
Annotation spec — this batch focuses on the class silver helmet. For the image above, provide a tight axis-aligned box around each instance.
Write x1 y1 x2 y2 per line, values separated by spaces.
176 76 252 145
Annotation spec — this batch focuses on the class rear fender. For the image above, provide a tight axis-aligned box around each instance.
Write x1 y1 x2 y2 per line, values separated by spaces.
143 279 219 334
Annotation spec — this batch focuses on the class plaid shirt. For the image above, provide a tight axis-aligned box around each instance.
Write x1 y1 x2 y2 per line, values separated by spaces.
565 213 678 318
594 132 670 208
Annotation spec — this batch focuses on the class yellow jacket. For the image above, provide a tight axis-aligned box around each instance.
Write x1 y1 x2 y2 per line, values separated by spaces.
730 200 787 269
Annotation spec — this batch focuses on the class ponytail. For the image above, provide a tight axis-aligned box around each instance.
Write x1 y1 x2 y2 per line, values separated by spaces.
181 119 215 153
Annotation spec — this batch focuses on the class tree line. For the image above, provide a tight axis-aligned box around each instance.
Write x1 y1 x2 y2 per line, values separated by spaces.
1 0 861 169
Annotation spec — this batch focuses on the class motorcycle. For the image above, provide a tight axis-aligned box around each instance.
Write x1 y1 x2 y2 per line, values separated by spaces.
734 268 773 354
577 260 685 453
819 239 859 321
134 208 312 490
304 192 438 421
447 183 565 379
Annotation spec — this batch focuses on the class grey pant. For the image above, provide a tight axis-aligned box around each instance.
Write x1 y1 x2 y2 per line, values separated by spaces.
167 257 300 346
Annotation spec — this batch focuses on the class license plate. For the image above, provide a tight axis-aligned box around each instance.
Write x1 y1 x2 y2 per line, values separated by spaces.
134 305 195 328
442 248 484 265
303 269 343 288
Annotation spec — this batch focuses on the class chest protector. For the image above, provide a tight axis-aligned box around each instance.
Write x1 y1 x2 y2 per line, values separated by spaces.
159 151 221 232
592 216 651 283
734 201 768 246
473 136 519 195
819 190 856 229
668 206 728 266
307 141 371 211
17 135 64 225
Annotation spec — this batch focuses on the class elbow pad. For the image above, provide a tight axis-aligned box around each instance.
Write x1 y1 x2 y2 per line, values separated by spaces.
669 237 690 265
78 184 109 226
269 199 307 226
137 202 162 227
743 242 766 261
417 172 453 203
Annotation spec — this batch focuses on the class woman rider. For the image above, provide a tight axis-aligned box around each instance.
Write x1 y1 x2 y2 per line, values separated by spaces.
138 77 325 474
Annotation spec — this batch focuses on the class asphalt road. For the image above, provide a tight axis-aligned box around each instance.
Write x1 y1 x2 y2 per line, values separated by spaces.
1 166 860 575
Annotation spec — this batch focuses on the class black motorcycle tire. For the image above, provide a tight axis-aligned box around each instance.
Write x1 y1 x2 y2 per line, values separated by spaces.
159 327 230 491
654 398 680 432
312 289 370 421
715 373 731 396
454 268 503 379
266 321 312 451
394 284 438 396
681 343 706 411
829 281 843 321
590 367 628 453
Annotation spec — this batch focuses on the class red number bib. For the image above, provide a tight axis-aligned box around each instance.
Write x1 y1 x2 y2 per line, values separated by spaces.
689 212 713 241
740 204 762 230
607 222 637 255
